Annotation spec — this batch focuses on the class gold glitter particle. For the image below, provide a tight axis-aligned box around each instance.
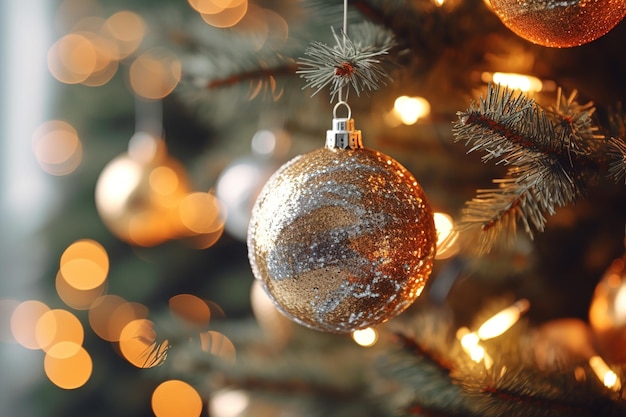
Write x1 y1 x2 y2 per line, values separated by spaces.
247 146 437 333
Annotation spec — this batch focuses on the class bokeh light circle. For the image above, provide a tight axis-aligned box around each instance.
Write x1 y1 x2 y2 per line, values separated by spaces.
152 380 203 417
35 309 84 352
60 239 109 290
10 300 51 349
44 342 92 389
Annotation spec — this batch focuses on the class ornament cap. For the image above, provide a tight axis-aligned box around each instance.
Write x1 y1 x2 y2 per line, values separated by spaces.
326 118 363 150
326 102 362 150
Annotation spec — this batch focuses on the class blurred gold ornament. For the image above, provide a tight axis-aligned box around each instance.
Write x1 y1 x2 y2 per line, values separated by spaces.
589 254 626 364
95 132 190 246
216 129 290 241
489 0 626 48
530 318 595 370
250 280 292 346
248 104 436 333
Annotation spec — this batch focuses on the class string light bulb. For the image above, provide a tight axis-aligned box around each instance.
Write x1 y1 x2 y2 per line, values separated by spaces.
589 355 621 392
477 299 530 340
352 327 378 347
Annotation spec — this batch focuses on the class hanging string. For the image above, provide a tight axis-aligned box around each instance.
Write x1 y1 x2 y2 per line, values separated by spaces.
338 0 349 104
134 95 163 139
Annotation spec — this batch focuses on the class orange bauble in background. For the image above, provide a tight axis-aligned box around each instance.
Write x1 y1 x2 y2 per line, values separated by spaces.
589 254 626 364
95 132 190 246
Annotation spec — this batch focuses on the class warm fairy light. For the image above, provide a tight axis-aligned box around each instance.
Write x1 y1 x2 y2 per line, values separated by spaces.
393 96 431 125
233 5 289 51
69 23 120 87
352 327 378 347
88 295 148 342
129 48 181 99
589 355 621 392
150 166 180 196
477 299 530 340
198 1 249 28
199 331 236 364
35 309 84 352
169 294 212 326
48 33 98 84
119 319 166 368
434 0 445 5
44 342 92 389
60 239 109 291
433 212 460 259
48 11 144 88
481 72 543 93
104 11 145 59
184 225 225 250
32 120 82 175
110 301 150 339
458 328 479 349
210 389 250 417
56 270 106 310
10 300 51 349
152 380 203 417
179 192 225 235
0 299 20 343
456 327 492 368
188 0 247 14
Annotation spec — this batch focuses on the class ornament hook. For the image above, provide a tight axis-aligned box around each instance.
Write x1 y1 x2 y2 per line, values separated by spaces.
333 101 352 120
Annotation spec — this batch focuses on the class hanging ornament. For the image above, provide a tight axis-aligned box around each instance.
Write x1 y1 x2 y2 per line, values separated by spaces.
247 102 437 333
95 132 190 246
489 0 626 48
215 129 290 241
589 253 626 364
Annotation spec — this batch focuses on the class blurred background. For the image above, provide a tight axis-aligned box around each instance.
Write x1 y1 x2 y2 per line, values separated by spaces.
1 1 626 416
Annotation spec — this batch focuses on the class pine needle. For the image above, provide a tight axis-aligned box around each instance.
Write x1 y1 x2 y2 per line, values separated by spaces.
607 137 626 184
297 22 395 101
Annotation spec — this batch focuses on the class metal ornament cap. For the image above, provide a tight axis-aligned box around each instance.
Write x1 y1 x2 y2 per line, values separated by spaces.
325 101 363 150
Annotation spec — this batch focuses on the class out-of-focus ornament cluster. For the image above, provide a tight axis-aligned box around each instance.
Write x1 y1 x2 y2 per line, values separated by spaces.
489 0 626 48
247 104 437 333
95 132 225 248
589 253 626 364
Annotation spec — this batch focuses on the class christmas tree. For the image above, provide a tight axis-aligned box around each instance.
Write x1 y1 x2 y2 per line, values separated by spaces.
1 1 626 416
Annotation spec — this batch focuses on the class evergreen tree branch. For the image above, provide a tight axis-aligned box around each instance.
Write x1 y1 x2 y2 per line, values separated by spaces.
379 305 626 417
205 62 299 90
452 84 614 254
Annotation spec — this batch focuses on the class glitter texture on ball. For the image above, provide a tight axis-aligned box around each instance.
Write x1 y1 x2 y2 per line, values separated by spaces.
489 0 626 48
247 146 436 333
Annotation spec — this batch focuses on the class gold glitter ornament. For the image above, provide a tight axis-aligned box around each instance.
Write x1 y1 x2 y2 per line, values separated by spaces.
247 103 436 333
489 0 626 48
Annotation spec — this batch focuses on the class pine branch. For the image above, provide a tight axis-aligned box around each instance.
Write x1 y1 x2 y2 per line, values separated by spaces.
379 304 626 417
452 84 613 254
297 22 395 101
205 62 299 90
607 137 626 184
